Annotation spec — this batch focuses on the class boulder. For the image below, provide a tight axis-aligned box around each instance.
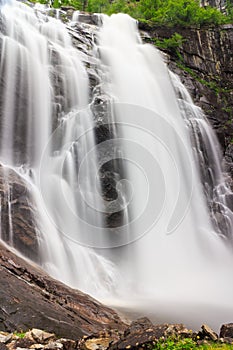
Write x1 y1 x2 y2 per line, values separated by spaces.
31 330 55 344
108 318 190 350
0 334 13 344
0 243 126 339
0 331 78 350
201 324 218 341
220 324 233 338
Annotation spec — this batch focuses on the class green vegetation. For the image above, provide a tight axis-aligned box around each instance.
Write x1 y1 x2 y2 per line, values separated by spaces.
150 337 233 350
129 0 230 26
154 33 185 54
154 337 197 350
31 0 233 27
226 0 233 21
176 61 233 96
15 332 26 338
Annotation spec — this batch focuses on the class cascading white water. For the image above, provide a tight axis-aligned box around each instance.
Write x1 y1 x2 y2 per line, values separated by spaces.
0 0 233 330
72 10 79 22
0 0 118 297
171 72 233 238
96 14 233 329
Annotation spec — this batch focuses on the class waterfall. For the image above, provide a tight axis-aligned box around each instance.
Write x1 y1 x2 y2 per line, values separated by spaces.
96 14 233 328
0 0 233 329
171 72 233 239
0 0 118 297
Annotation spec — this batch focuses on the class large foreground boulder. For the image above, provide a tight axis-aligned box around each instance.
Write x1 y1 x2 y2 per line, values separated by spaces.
0 243 126 339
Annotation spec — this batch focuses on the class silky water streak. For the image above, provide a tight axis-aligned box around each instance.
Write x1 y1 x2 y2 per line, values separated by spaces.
96 13 233 329
0 0 118 297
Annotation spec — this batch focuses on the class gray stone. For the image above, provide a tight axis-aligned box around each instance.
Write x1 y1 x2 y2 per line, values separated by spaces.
0 334 13 344
30 344 45 349
44 342 63 350
201 324 218 341
31 330 55 344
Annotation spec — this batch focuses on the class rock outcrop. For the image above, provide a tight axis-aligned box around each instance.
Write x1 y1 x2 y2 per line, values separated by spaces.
107 318 192 350
220 323 233 338
2 309 233 349
140 23 233 178
70 19 127 228
0 165 39 261
0 243 126 338
200 0 227 12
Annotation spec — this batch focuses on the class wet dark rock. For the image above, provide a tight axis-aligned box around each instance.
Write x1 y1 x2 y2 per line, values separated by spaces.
13 336 37 349
220 323 233 338
78 13 99 26
225 144 233 180
0 243 126 339
108 319 190 350
0 345 7 350
100 170 118 201
69 21 126 228
124 317 154 335
57 339 76 350
94 125 114 145
0 164 39 262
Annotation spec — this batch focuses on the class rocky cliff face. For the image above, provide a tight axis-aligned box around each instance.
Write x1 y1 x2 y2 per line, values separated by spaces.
0 164 39 261
200 0 227 12
140 23 233 180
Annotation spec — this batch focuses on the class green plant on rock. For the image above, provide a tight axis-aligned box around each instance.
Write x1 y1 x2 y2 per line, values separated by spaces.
154 337 196 350
151 337 233 350
30 0 233 26
15 332 26 339
86 0 110 13
125 0 229 27
154 33 185 54
226 0 233 20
